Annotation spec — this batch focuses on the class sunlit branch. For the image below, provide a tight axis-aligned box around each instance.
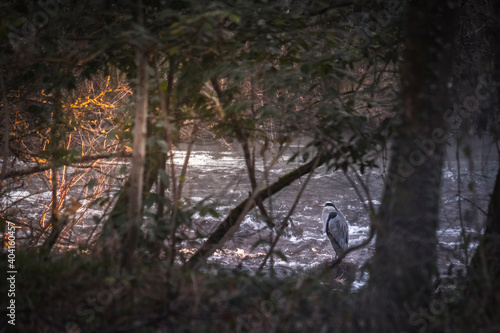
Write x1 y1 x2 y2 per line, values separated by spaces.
1 151 131 179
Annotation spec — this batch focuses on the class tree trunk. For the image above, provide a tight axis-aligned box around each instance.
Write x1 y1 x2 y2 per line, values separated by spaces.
120 49 149 269
99 68 167 263
360 1 458 331
467 164 500 323
41 91 66 255
99 124 162 237
466 0 500 325
41 167 61 253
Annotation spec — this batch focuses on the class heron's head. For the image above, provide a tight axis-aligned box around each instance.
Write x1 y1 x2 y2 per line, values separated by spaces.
313 202 336 209
324 202 336 208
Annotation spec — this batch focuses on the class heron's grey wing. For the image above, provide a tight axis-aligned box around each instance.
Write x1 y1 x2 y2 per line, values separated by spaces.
326 230 344 257
322 208 335 232
328 219 349 254
326 218 346 257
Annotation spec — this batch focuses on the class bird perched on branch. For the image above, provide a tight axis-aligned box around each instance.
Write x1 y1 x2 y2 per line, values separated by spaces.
320 202 349 258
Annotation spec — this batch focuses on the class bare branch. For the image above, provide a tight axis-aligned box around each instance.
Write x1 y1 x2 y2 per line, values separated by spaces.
1 151 131 179
186 152 329 268
258 154 320 271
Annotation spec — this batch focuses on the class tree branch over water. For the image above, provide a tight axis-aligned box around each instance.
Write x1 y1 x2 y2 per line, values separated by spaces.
186 153 329 268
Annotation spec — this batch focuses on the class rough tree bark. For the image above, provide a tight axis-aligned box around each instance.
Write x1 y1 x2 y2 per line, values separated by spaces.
466 0 500 325
360 1 458 332
467 164 500 324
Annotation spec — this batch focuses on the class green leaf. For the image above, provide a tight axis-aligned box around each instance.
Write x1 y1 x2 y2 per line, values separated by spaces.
159 169 170 189
143 193 157 207
157 140 170 154
160 81 168 91
227 13 241 25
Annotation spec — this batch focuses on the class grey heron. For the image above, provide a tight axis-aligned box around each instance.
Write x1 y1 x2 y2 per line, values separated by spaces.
320 202 349 258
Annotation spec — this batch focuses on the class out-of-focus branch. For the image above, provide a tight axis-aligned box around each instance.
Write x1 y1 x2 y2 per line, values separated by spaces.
2 151 131 179
0 76 10 187
210 77 273 226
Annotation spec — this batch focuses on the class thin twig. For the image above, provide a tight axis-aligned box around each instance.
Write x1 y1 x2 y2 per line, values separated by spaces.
154 58 179 266
456 137 469 265
344 167 374 215
177 124 198 206
258 154 320 272
456 194 488 216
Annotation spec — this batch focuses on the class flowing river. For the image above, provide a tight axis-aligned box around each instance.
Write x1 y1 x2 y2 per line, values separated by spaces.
172 134 499 283
2 134 498 287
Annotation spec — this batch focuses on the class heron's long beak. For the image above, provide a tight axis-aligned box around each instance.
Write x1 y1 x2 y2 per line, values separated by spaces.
312 205 323 208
